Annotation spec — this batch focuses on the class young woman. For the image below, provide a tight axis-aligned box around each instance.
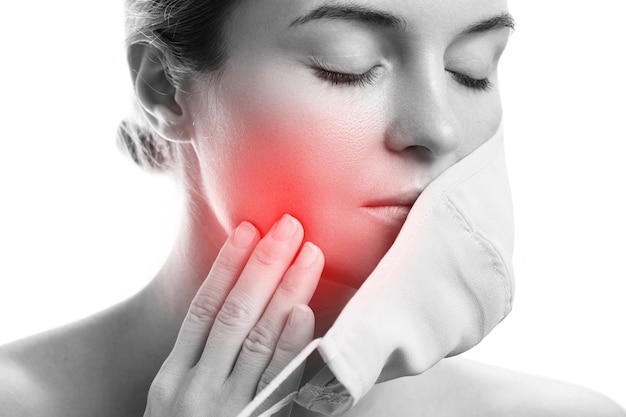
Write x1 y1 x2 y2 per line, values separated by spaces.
1 0 624 416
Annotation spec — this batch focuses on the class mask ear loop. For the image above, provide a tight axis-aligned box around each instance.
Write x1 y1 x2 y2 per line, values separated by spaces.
236 338 322 417
255 392 298 417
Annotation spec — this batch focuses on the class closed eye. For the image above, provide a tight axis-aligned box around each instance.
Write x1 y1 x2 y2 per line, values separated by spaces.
312 66 381 87
446 70 492 91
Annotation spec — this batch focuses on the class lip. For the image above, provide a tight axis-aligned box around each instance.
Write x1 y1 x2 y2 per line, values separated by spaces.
360 190 422 224
361 189 423 208
360 205 412 224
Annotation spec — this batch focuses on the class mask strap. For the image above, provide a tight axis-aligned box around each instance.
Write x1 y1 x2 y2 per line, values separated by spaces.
235 338 322 417
256 392 298 417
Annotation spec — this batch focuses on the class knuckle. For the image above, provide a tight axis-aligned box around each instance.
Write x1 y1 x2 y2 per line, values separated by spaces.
172 388 208 417
148 371 210 414
213 253 244 277
274 281 300 300
187 292 221 327
250 244 281 267
147 374 175 405
175 385 201 412
243 325 277 356
215 300 250 330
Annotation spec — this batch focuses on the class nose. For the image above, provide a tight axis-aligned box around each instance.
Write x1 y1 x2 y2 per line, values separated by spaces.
385 55 461 157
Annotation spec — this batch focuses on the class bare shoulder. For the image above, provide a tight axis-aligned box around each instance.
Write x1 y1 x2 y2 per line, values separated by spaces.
0 309 126 417
0 350 52 417
421 357 626 417
0 301 155 417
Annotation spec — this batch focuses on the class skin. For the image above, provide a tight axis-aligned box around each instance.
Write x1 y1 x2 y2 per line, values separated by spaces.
185 0 507 290
1 0 625 416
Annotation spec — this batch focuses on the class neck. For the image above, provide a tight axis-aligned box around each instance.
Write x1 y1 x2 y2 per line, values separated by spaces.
137 197 228 334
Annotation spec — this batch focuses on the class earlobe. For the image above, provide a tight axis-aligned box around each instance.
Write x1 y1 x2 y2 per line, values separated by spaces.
128 43 192 143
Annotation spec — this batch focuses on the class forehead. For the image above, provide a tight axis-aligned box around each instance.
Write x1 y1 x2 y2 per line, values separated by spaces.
228 0 510 44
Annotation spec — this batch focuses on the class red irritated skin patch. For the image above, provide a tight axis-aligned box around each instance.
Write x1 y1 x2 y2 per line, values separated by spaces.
192 58 419 289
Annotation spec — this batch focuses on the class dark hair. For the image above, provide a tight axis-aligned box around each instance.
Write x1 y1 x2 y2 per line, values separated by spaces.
117 0 238 171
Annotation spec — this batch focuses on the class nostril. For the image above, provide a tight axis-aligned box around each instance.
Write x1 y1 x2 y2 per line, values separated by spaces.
423 124 461 157
384 114 461 157
406 145 439 164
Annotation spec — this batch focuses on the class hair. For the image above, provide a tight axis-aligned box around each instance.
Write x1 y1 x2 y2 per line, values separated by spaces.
117 0 239 172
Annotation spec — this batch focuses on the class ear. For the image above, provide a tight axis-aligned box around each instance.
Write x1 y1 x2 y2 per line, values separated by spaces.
128 43 192 143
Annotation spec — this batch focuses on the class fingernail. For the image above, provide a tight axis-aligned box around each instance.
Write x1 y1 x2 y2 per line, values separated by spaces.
295 242 318 269
271 214 298 241
233 222 256 248
288 304 309 327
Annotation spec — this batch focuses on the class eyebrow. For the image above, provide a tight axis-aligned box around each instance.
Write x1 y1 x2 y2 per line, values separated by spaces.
289 4 406 30
461 12 516 35
289 4 515 35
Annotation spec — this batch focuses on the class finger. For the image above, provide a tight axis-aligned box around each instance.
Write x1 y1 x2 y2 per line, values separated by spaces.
163 221 260 375
199 214 304 378
257 305 315 417
229 242 323 390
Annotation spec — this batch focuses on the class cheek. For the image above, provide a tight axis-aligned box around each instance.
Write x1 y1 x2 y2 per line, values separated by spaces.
451 81 503 155
201 88 402 287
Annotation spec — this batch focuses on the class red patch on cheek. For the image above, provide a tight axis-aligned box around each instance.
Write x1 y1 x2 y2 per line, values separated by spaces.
218 119 400 289
229 122 329 235
211 87 403 288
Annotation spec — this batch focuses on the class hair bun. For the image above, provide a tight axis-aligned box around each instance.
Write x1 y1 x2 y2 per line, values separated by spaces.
117 118 174 172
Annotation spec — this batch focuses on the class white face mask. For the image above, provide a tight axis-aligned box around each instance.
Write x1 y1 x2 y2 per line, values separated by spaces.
238 124 515 417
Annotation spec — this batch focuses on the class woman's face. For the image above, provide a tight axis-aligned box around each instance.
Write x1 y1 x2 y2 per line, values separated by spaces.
186 0 512 288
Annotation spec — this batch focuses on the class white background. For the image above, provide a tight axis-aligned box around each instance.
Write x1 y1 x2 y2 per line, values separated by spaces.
1 0 624 409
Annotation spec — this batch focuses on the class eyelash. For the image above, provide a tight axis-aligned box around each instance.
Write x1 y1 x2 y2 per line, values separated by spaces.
447 70 493 91
313 66 380 87
312 64 492 92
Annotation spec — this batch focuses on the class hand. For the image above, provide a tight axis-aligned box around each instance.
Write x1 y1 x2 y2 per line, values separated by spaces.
144 214 324 417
